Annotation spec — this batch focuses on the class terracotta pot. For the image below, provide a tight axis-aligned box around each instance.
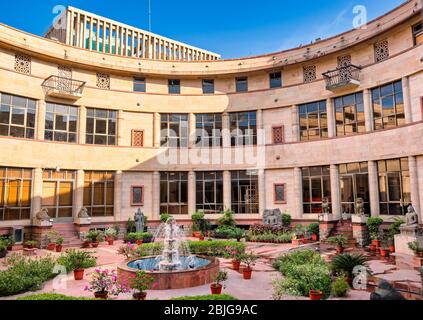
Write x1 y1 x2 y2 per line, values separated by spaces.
136 240 143 245
309 290 323 300
210 284 223 295
389 245 396 254
369 244 376 252
371 240 381 248
380 248 390 258
417 251 423 258
108 240 114 246
311 234 318 242
55 245 63 253
82 241 91 249
133 292 147 300
193 232 201 238
94 291 108 300
73 268 85 281
199 236 205 241
91 242 99 248
47 243 56 251
336 246 344 254
243 267 253 280
232 260 241 271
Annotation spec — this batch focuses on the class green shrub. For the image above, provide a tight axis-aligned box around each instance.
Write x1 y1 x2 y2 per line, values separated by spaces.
367 217 384 240
272 250 325 273
171 294 238 301
17 293 95 300
213 226 245 240
330 253 368 278
217 210 236 227
327 235 348 247
331 275 350 298
0 254 57 297
57 249 97 272
160 213 172 223
307 223 320 236
281 214 292 227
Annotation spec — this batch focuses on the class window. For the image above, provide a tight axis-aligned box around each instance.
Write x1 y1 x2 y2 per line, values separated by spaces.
0 168 32 221
168 79 181 94
83 171 115 217
195 113 222 147
196 172 223 214
160 114 189 147
133 77 146 92
42 170 75 220
131 186 144 206
160 172 188 215
378 158 410 216
202 79 215 94
274 184 286 204
272 126 284 144
86 108 117 145
335 93 365 136
45 103 78 143
339 162 369 214
302 166 331 214
131 130 144 147
0 93 36 139
231 171 259 214
299 101 328 141
270 72 282 88
372 80 404 130
230 111 257 146
236 77 248 92
413 22 423 45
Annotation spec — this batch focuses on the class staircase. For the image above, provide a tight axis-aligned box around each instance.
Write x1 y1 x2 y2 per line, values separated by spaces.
53 224 83 248
321 219 357 249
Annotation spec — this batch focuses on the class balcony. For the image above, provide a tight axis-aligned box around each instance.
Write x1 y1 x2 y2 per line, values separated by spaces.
42 76 86 100
322 64 361 92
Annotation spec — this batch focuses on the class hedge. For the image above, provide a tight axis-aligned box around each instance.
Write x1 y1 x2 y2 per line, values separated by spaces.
17 293 95 300
171 294 238 301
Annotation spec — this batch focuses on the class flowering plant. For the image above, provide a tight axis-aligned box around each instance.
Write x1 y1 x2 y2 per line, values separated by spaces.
118 243 137 260
224 246 243 261
85 268 129 295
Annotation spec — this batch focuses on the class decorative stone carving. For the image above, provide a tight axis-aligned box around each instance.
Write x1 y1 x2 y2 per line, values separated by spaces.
355 198 365 217
78 207 89 218
14 53 31 74
337 54 351 68
374 40 389 62
370 280 405 300
96 73 110 89
134 208 145 232
322 197 330 214
303 65 316 83
75 207 92 226
402 205 419 227
33 208 53 227
263 209 282 226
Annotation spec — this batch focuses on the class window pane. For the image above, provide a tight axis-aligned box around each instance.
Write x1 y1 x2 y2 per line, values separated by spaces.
59 182 73 206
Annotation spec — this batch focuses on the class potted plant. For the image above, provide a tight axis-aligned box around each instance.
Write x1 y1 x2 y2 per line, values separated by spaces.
55 236 64 253
160 213 171 224
129 271 155 300
328 235 348 254
199 232 205 241
307 223 320 242
231 228 246 242
113 223 121 240
46 230 59 251
309 290 324 301
408 241 423 258
105 228 117 245
225 246 243 271
331 253 369 285
5 237 15 251
84 268 128 299
210 270 228 295
24 240 38 249
58 249 97 280
86 230 104 248
239 252 258 280
379 234 390 258
0 240 7 259
367 217 384 250
81 235 91 249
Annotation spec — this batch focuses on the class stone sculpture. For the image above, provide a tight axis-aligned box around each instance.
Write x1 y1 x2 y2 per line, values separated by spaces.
78 207 89 218
35 208 50 222
370 280 405 300
263 209 282 226
322 197 330 214
402 205 419 227
356 198 365 216
134 209 145 233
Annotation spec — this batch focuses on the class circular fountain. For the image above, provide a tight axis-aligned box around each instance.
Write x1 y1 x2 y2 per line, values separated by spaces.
118 217 220 290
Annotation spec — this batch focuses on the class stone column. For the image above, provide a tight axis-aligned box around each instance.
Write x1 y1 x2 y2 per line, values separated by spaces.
78 106 87 144
31 168 43 220
114 171 123 222
291 105 300 143
152 172 161 220
330 164 341 219
153 112 161 148
363 89 374 132
117 110 125 146
258 169 266 216
36 100 46 140
189 113 197 148
188 171 196 215
222 113 231 148
326 98 336 138
409 156 421 216
257 109 264 145
368 161 380 216
402 76 413 124
293 168 303 219
73 170 85 219
223 171 232 211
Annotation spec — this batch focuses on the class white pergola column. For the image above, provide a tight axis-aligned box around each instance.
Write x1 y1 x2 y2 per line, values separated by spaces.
223 171 232 211
330 164 341 219
368 161 380 217
409 156 421 216
188 171 196 215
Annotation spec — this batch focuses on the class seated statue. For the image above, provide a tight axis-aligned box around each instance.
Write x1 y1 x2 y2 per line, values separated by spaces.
402 205 419 227
370 280 405 300
35 208 50 222
322 197 330 214
263 209 282 226
78 207 89 218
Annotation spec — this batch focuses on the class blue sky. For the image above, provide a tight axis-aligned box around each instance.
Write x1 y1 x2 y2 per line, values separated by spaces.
0 0 405 58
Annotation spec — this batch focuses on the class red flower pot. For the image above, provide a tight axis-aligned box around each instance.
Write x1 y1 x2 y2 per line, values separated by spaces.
389 245 396 254
311 234 318 242
73 269 85 281
55 245 63 253
232 260 241 271
380 248 390 258
193 232 201 238
108 240 114 246
371 240 381 249
210 284 223 295
199 236 205 241
91 242 99 248
47 243 56 251
369 244 377 252
309 290 323 300
94 291 108 300
136 240 143 245
243 267 253 280
133 292 148 300
336 246 344 254
82 241 91 248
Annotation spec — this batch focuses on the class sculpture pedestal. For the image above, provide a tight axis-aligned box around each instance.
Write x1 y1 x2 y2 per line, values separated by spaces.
319 215 339 241
74 218 92 239
394 230 423 256
352 216 369 248
31 222 53 249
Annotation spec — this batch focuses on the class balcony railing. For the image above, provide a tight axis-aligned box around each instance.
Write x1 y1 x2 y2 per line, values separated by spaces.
322 64 361 91
42 76 86 100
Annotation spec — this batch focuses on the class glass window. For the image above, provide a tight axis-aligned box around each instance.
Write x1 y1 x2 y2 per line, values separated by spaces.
83 171 114 217
372 80 404 130
229 111 257 146
168 79 181 94
202 79 215 94
195 113 222 147
133 77 146 92
0 93 36 139
299 101 328 141
231 171 259 214
131 186 144 206
86 108 117 145
339 162 370 214
413 22 423 45
45 103 78 143
236 77 248 93
302 166 331 214
160 172 188 215
378 158 410 215
270 72 282 88
335 93 365 136
161 114 189 148
274 184 286 203
196 172 223 214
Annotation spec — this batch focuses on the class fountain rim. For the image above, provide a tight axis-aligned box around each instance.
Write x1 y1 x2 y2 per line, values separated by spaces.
119 255 220 275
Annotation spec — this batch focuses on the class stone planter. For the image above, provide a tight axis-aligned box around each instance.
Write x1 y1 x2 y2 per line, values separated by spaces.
351 215 368 224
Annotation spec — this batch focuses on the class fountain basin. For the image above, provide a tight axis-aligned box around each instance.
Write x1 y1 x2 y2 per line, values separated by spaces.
118 256 220 290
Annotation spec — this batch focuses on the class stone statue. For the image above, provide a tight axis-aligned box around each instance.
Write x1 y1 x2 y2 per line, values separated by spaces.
370 280 405 300
322 197 330 214
78 207 89 218
263 209 282 226
134 209 145 233
402 205 419 227
35 208 50 222
356 198 365 216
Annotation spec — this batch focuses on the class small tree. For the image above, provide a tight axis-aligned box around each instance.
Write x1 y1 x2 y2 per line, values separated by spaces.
366 217 384 240
218 210 236 227
282 214 292 228
130 271 155 299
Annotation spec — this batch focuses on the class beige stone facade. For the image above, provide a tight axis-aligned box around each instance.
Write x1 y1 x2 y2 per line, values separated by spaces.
0 1 422 237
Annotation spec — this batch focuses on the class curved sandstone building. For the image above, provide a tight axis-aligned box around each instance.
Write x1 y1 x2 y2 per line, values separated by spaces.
0 1 422 245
